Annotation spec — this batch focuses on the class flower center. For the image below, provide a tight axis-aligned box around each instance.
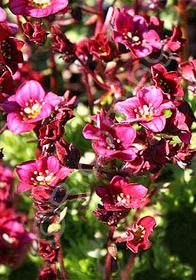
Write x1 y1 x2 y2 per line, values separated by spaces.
132 224 145 243
113 192 132 206
98 47 107 56
20 100 43 120
31 170 56 186
134 103 155 121
2 233 15 244
158 79 171 94
123 32 142 46
28 0 52 9
1 40 12 60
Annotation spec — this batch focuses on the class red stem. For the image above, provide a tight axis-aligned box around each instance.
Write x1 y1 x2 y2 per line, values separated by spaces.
67 193 89 200
83 70 94 116
54 231 69 280
105 226 116 280
76 55 111 90
121 254 136 280
133 70 149 95
80 6 102 15
95 0 104 36
177 0 189 60
49 49 58 93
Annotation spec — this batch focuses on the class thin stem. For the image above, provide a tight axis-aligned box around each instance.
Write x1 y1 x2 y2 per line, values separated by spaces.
78 163 94 169
134 0 140 14
0 123 7 134
54 231 69 280
95 0 104 36
49 49 58 93
133 70 149 95
102 7 114 35
121 254 136 280
80 6 102 15
76 55 111 90
177 0 189 60
105 226 116 280
67 193 89 200
83 70 94 116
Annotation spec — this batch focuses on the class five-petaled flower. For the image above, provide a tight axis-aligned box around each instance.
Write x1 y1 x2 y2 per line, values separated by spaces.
9 0 68 18
112 8 161 58
115 86 175 132
3 80 61 134
116 216 156 253
16 155 73 193
96 175 148 211
83 110 138 161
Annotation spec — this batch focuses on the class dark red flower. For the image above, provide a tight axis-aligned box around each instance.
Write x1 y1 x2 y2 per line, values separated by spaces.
116 216 156 253
0 23 24 74
93 204 129 226
151 64 184 98
169 144 196 169
51 26 76 62
39 239 58 263
96 175 148 211
162 105 193 144
39 266 57 280
55 139 81 168
88 33 112 61
23 21 47 46
0 64 14 102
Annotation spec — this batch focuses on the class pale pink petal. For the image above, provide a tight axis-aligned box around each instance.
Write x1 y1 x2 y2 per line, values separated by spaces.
138 86 163 109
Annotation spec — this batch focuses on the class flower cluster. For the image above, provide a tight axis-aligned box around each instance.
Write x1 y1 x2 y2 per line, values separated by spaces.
0 0 195 279
0 162 34 268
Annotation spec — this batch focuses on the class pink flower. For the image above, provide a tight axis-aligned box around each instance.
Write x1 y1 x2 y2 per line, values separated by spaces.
112 8 161 58
0 163 14 201
179 60 196 94
3 80 61 134
9 0 68 18
16 155 73 193
0 7 7 22
96 175 148 211
115 86 175 132
163 26 185 53
83 110 138 161
0 208 34 267
116 216 156 253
